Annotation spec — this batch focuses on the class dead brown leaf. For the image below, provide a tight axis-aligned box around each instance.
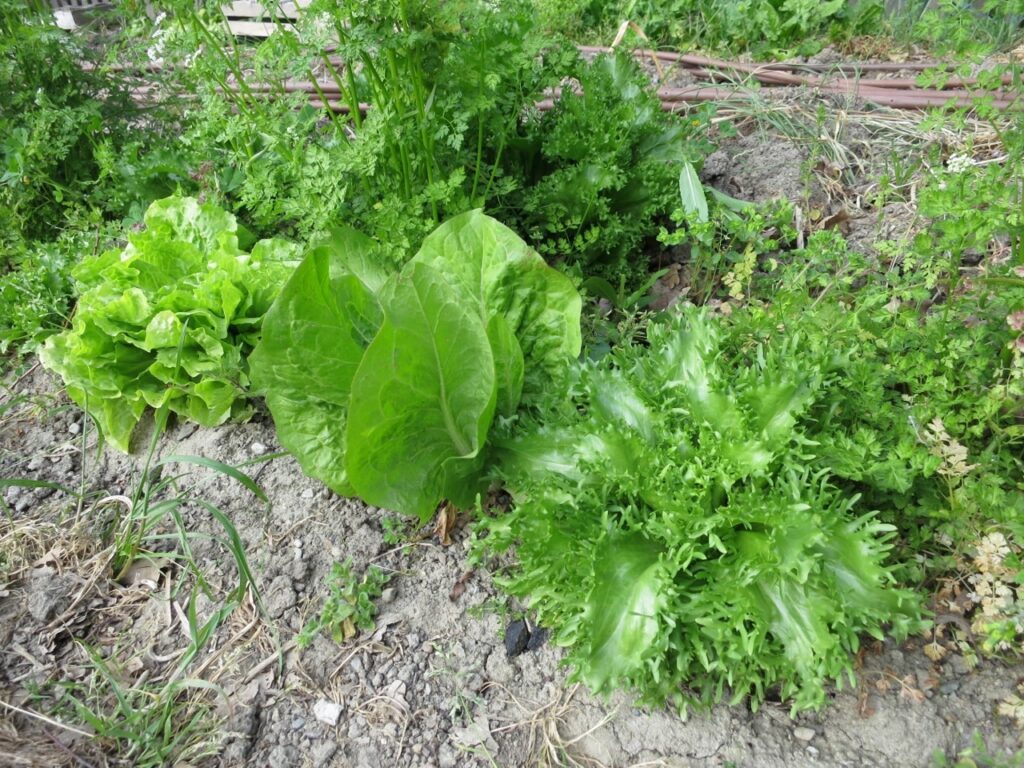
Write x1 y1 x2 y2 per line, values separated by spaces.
449 570 473 602
434 504 457 546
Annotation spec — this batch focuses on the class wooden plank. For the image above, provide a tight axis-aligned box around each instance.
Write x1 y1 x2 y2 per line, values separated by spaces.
222 2 300 20
225 19 282 37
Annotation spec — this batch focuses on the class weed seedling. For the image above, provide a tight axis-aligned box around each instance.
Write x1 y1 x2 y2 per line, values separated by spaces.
298 558 391 647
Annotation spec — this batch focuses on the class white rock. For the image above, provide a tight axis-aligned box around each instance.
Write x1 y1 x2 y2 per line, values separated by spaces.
251 441 267 455
793 726 816 742
313 699 342 726
301 488 315 499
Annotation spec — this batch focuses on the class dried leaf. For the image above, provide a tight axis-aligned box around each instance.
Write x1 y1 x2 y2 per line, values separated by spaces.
449 570 473 602
923 641 947 662
434 503 457 547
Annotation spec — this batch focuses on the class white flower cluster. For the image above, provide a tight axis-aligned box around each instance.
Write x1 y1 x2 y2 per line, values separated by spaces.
945 153 975 174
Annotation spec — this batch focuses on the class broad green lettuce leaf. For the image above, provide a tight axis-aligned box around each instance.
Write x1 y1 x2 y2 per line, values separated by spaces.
411 209 581 394
487 314 525 419
346 262 498 520
142 196 240 255
253 212 582 519
579 532 666 692
249 228 387 495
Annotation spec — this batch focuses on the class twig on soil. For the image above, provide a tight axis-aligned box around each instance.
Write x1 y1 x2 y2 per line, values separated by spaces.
43 727 98 768
8 362 41 393
242 638 297 684
0 699 92 739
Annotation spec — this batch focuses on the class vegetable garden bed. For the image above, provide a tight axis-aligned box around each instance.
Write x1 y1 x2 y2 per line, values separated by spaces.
2 1 1023 766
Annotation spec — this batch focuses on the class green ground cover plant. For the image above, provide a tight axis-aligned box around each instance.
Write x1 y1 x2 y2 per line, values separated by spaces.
40 197 298 451
298 558 392 647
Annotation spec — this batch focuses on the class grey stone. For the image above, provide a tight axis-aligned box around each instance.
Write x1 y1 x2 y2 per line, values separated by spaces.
311 741 337 767
26 567 72 622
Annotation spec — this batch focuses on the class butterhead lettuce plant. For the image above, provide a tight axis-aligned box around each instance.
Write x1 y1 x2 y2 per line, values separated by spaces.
250 210 582 520
41 197 298 451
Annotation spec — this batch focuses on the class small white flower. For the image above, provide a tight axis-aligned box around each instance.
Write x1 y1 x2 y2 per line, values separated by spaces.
946 153 975 174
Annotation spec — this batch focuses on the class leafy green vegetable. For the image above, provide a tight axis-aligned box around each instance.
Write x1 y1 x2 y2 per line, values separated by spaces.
411 209 582 395
577 532 666 692
41 197 297 451
476 308 925 713
248 228 387 495
678 161 708 224
251 210 582 519
500 52 711 284
346 262 498 518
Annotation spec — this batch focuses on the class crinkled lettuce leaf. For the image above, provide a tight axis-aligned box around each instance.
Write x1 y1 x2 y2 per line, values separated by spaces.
477 307 925 714
577 532 666 692
40 196 296 451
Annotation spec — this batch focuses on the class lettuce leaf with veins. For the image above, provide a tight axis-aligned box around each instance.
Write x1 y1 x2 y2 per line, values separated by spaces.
249 228 386 495
412 210 581 396
40 196 297 451
251 210 582 518
346 262 498 519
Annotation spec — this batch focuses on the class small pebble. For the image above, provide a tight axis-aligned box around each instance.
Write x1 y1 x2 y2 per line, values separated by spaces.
793 727 816 742
807 746 819 757
313 699 342 726
68 422 81 435
505 620 530 657
251 441 267 455
301 488 314 499
380 587 396 604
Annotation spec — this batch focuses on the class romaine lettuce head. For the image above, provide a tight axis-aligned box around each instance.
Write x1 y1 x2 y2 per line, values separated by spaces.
250 210 582 519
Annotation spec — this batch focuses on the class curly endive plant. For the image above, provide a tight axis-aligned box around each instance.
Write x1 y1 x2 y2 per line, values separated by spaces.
476 308 925 713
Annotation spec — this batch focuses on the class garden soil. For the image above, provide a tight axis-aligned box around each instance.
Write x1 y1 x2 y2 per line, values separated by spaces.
2 368 1021 768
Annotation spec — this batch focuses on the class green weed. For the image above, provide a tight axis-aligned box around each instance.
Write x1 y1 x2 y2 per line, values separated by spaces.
298 558 392 647
933 731 1024 768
